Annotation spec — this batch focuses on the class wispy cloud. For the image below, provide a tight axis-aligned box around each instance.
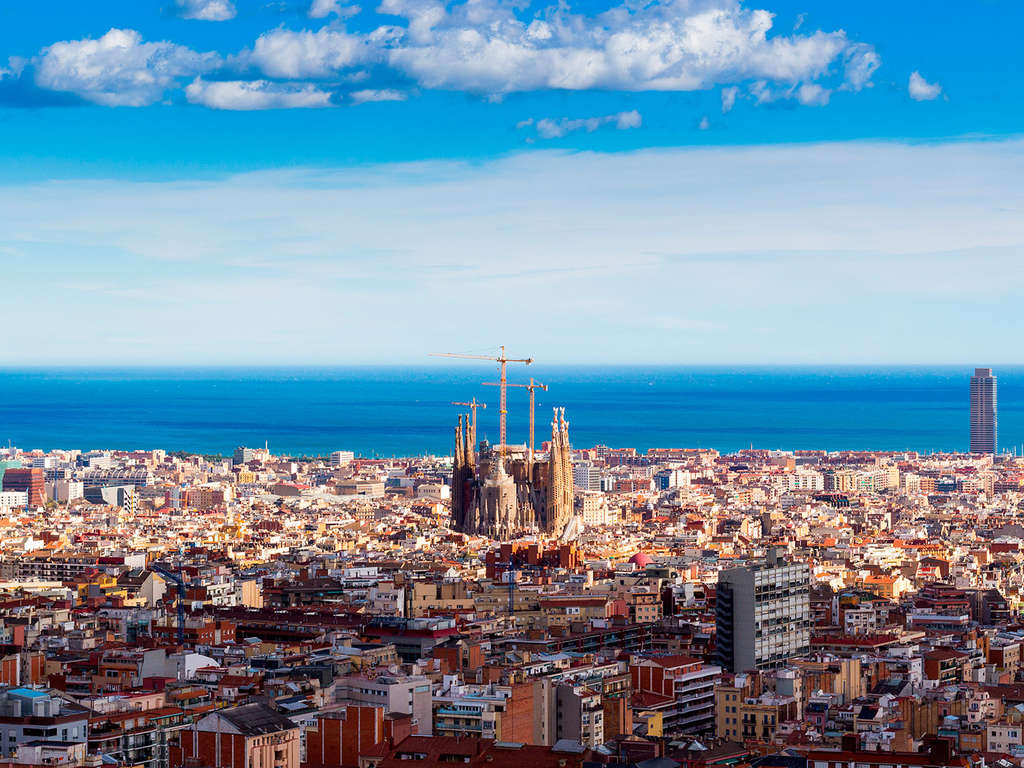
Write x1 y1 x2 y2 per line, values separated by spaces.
185 78 335 109
307 0 359 19
720 86 738 113
173 0 236 21
350 88 407 104
2 139 1024 363
521 110 642 140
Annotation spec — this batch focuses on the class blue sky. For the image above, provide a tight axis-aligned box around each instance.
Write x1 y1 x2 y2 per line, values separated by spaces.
0 1 1021 364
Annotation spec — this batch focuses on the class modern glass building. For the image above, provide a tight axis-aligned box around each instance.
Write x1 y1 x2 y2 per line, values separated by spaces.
970 367 997 455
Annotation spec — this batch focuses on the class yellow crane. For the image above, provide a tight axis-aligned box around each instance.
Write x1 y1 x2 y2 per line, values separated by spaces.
451 397 486 443
430 346 532 458
484 377 547 463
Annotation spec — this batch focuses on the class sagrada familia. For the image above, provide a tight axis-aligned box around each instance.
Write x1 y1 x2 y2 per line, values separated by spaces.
451 408 574 540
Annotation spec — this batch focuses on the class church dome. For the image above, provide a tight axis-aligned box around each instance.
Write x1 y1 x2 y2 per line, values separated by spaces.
629 552 652 568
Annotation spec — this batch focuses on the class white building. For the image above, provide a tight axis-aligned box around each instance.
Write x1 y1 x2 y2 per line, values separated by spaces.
573 462 601 491
330 451 355 467
0 491 28 510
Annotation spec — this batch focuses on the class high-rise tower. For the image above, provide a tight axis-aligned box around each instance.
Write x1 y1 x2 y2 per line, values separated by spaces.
970 367 997 455
715 547 811 674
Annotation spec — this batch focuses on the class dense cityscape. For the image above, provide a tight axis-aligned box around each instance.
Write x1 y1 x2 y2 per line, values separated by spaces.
2 0 1018 767
0 365 1016 768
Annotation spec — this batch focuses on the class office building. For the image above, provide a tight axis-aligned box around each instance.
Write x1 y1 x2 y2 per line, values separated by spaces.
233 446 258 465
52 479 84 503
970 367 997 454
716 547 811 673
1 468 45 506
330 450 355 467
572 462 601 492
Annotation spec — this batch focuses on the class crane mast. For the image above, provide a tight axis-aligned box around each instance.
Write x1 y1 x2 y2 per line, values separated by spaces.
430 346 532 459
451 398 486 445
483 377 547 462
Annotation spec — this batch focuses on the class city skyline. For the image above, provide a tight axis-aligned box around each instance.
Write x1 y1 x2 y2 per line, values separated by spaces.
0 365 1020 458
1 2 1023 364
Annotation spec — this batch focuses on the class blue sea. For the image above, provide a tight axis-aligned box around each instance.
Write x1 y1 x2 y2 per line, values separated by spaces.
0 366 1018 458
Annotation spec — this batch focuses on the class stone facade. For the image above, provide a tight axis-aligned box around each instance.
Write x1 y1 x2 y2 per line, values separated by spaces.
452 409 574 540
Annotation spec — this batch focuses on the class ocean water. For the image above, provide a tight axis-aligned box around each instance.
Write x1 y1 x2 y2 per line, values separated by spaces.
0 366 1018 458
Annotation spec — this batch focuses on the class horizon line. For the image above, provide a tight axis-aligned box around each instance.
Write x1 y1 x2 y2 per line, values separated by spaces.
0 362 1017 370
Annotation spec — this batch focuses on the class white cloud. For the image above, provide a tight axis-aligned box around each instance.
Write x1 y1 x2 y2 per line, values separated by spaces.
530 110 641 139
908 70 942 101
749 79 829 107
796 82 830 106
720 85 738 113
25 1 884 110
350 88 407 103
308 0 359 18
616 109 642 129
247 27 375 78
842 43 880 91
34 28 219 106
379 0 878 96
185 78 334 109
174 0 237 21
698 115 710 130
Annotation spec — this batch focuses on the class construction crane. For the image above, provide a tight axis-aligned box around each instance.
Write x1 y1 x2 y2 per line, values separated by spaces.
483 377 547 462
430 346 532 458
451 398 486 444
152 559 187 646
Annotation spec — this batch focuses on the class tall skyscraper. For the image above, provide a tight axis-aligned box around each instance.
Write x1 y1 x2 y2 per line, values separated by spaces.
715 547 811 673
970 367 997 455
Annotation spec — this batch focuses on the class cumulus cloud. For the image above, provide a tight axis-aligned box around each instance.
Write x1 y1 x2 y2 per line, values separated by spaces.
35 28 219 106
238 0 880 101
698 115 710 130
174 0 237 21
526 110 641 139
23 0 884 111
908 70 942 101
308 0 359 18
350 88 407 103
378 0 879 96
246 27 376 78
185 78 334 109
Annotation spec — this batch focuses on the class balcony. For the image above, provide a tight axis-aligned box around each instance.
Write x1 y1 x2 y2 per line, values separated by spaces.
436 722 482 732
436 708 483 718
